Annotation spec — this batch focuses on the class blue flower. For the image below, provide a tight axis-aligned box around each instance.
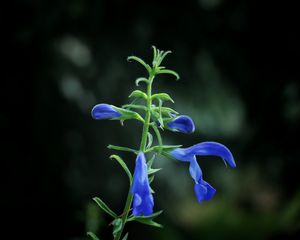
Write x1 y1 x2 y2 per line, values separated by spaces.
131 152 154 216
166 115 195 134
91 104 122 120
170 141 235 202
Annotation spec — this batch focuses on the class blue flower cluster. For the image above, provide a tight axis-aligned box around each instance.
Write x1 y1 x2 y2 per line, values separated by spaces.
92 103 235 216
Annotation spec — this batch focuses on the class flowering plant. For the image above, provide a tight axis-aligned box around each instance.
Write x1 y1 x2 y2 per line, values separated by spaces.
88 47 236 240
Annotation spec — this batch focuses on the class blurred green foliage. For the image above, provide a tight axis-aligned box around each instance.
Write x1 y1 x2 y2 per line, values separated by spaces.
10 0 300 239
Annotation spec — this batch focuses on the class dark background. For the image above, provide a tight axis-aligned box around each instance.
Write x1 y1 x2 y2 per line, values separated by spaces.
6 0 300 239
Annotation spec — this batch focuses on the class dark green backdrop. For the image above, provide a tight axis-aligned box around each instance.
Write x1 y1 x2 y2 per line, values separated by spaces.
7 0 300 239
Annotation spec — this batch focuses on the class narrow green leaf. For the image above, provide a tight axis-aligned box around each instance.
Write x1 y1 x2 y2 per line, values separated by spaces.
127 56 152 73
87 232 100 240
148 168 162 175
161 107 179 115
149 175 155 184
135 77 149 86
146 154 161 174
93 197 118 218
122 104 147 111
147 154 156 168
146 132 153 149
145 220 163 228
157 69 180 80
112 218 123 238
151 93 174 103
152 46 157 67
157 51 172 66
128 90 147 100
122 233 129 240
110 155 132 183
150 187 155 194
127 211 163 228
107 145 138 154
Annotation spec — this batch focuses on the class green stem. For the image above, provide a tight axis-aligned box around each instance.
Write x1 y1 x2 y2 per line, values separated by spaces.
113 72 154 240
151 124 163 148
139 74 154 151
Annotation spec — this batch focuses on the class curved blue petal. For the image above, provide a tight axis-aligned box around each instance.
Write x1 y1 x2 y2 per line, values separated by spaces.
131 152 154 216
185 141 236 168
170 141 235 203
170 148 193 162
166 115 195 134
194 180 216 202
189 158 202 183
91 104 122 120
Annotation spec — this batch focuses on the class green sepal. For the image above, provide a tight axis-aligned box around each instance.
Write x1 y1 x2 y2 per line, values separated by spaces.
135 77 149 86
93 197 118 218
87 232 100 240
112 107 144 123
112 218 123 238
127 211 163 228
159 147 187 161
110 155 132 184
152 106 179 116
122 233 129 240
156 69 180 80
145 144 182 153
128 90 148 100
127 56 152 73
151 93 174 103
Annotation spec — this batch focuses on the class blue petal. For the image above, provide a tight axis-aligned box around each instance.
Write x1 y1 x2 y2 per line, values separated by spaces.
132 194 154 216
189 158 202 182
131 152 154 216
166 115 195 134
194 180 216 202
131 153 148 193
186 141 236 168
91 104 122 120
170 148 193 162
